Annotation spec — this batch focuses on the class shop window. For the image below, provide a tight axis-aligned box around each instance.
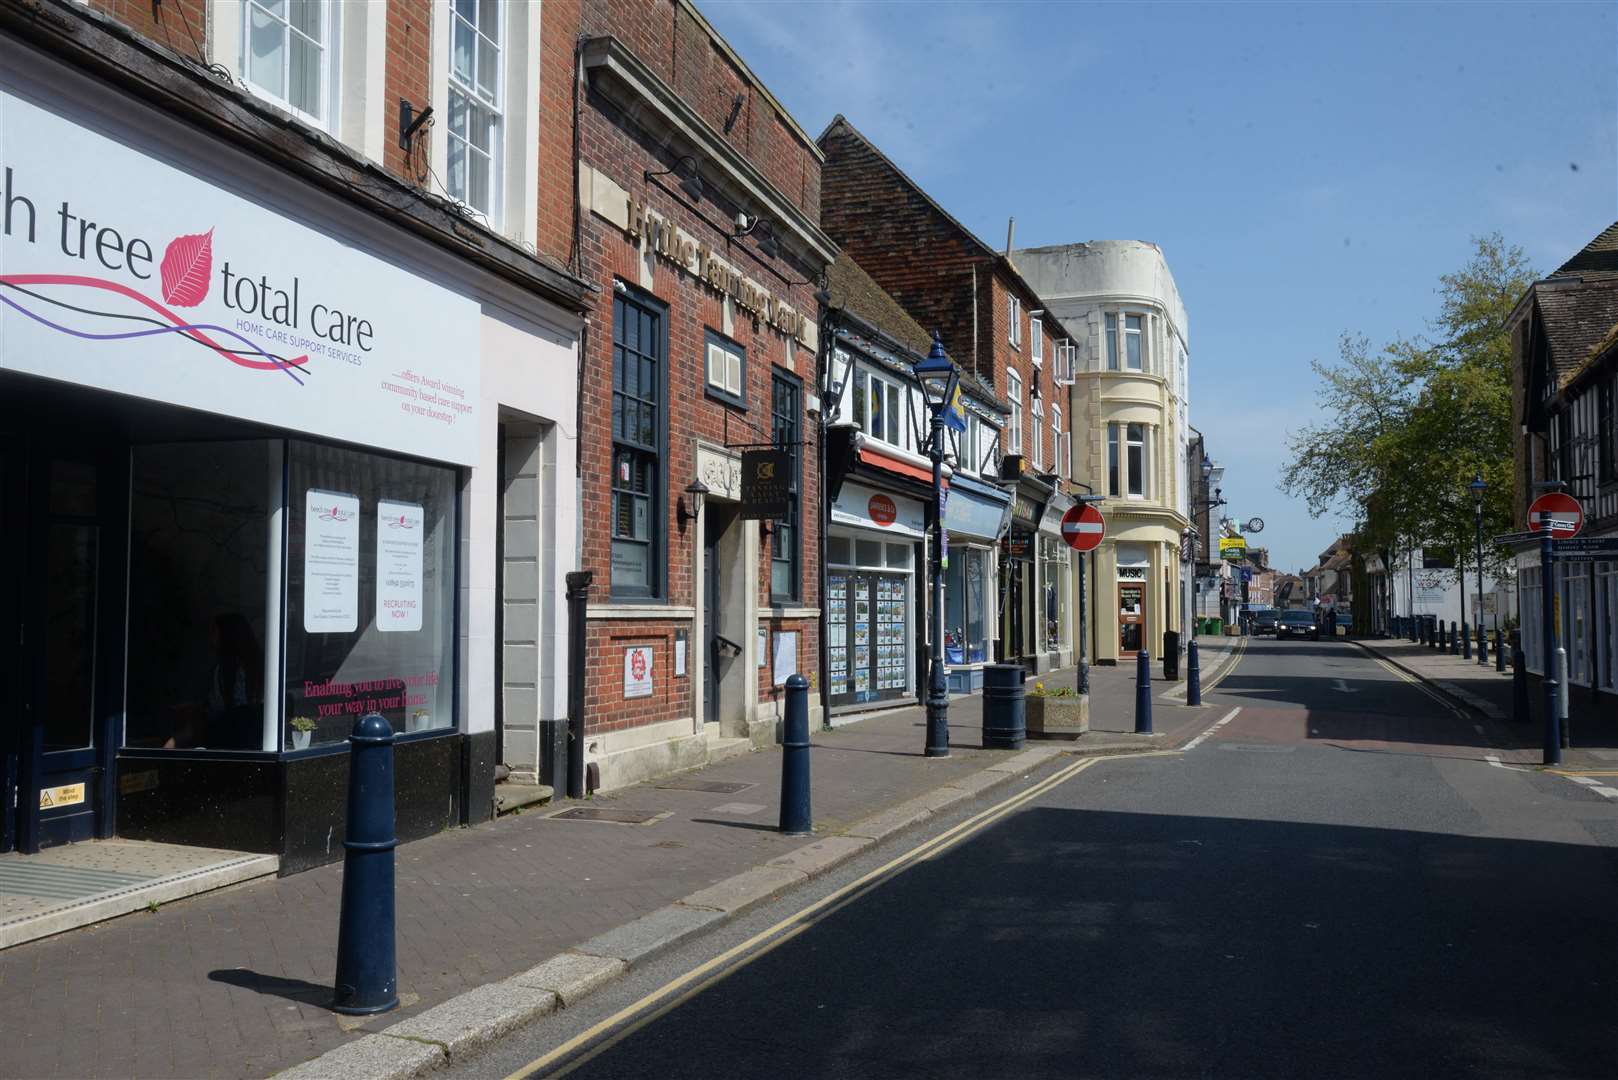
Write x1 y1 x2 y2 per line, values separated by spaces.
127 442 273 751
1041 538 1069 651
771 369 802 602
945 547 989 664
856 538 884 566
828 535 852 566
243 0 338 128
282 442 457 748
886 543 912 569
447 0 504 222
705 329 746 407
612 290 665 598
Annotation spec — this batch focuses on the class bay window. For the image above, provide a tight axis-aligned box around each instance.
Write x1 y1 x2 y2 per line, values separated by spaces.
1109 422 1147 497
1125 314 1144 371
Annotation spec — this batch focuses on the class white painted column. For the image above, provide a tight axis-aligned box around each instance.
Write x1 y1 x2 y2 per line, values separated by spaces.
262 440 285 752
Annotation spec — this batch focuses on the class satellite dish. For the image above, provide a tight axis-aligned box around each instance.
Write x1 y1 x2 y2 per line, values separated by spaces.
1244 517 1265 533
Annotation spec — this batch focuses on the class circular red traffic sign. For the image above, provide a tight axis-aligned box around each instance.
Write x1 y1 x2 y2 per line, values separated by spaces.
1527 492 1584 539
1060 503 1106 552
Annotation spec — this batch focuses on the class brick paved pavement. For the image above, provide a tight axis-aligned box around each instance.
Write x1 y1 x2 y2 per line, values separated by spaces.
0 652 1232 1080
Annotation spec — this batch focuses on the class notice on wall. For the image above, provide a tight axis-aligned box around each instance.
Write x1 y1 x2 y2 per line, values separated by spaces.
758 627 768 668
773 630 799 686
304 490 359 632
624 646 654 699
376 500 424 632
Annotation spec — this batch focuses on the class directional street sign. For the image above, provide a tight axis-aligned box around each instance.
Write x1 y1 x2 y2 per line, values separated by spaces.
1060 502 1105 552
1527 492 1584 539
1549 536 1618 562
1492 530 1539 547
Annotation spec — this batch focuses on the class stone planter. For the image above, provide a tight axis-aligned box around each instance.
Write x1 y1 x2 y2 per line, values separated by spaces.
1026 694 1089 738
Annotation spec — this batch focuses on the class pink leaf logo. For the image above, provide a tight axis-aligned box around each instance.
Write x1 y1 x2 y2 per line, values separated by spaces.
159 228 214 307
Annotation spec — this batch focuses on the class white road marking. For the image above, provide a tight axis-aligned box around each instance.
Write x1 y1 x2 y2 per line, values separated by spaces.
1332 678 1358 694
1591 787 1618 798
1485 755 1529 772
1568 776 1601 786
1183 706 1242 751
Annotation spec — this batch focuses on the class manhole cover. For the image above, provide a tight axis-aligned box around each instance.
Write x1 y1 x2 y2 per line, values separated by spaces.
548 807 666 825
654 779 756 794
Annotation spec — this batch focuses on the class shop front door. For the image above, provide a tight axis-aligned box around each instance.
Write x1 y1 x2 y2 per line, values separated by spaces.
1119 582 1146 656
0 438 124 852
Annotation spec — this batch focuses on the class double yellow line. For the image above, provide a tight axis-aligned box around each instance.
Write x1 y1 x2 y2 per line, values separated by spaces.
508 753 1113 1079
1363 652 1467 719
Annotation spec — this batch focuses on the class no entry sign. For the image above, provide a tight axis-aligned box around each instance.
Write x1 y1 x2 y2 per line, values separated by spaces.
1527 492 1584 539
1060 503 1105 552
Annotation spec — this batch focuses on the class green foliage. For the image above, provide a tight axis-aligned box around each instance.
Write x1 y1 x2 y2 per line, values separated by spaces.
1281 234 1536 574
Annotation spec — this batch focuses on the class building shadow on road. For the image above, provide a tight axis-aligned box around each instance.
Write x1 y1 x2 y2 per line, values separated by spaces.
565 805 1618 1079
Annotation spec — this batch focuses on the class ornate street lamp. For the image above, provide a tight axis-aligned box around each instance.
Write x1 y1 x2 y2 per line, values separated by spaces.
1470 473 1488 665
913 331 961 758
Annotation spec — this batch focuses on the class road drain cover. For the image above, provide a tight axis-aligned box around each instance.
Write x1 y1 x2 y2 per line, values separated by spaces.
548 807 665 824
655 779 756 794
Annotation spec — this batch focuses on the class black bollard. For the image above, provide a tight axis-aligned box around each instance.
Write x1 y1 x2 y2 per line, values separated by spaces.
1187 637 1202 706
1477 622 1487 666
1135 650 1154 734
1495 627 1506 673
333 713 399 1016
1462 621 1472 660
1450 621 1460 655
1512 643 1530 724
779 674 811 836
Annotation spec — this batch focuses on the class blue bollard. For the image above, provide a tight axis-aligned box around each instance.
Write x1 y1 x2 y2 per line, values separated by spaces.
779 674 811 836
1462 621 1472 660
1495 627 1506 673
1450 621 1459 655
1135 650 1154 734
1186 637 1202 707
332 713 399 1016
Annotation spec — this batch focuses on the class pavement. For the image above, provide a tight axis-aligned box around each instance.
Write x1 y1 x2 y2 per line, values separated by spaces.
464 634 1618 1079
0 640 1239 1080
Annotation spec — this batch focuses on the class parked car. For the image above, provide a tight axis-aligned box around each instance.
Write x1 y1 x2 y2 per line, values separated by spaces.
1250 609 1280 635
1277 610 1321 641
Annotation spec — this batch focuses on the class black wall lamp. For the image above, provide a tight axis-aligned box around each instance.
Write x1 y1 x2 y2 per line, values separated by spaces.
732 213 779 259
645 155 705 202
677 479 710 532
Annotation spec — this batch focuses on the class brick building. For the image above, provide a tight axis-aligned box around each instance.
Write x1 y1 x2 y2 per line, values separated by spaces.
819 116 1078 675
0 1 588 869
557 1 836 788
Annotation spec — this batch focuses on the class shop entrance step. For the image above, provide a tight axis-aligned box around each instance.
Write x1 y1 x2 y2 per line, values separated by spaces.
493 784 554 815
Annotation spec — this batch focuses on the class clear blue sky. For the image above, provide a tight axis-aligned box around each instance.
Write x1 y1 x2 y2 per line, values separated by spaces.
701 0 1617 573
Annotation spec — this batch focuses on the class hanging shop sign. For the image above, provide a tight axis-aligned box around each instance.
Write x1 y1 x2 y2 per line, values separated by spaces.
1219 536 1246 561
943 476 1012 541
0 89 483 465
740 449 792 520
1002 529 1034 560
832 482 925 538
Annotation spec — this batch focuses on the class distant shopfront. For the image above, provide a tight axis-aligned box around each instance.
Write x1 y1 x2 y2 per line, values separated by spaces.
943 474 1011 692
0 50 582 868
827 481 924 709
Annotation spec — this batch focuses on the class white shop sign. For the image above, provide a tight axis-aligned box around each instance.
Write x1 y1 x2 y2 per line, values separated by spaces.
376 500 424 632
0 88 481 465
832 482 925 539
304 490 359 632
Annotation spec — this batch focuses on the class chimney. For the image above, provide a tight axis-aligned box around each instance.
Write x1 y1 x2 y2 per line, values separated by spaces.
1005 217 1015 257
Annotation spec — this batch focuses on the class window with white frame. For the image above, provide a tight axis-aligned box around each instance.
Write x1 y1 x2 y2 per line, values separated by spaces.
447 0 504 221
704 330 745 407
1008 295 1022 348
244 0 337 126
856 368 909 450
1105 314 1118 370
1124 313 1145 371
1108 422 1146 497
1030 318 1044 366
1007 368 1023 455
952 410 976 475
1051 404 1063 479
1030 397 1044 471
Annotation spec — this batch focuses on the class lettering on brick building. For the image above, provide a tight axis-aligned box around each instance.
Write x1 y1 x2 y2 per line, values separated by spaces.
626 196 810 346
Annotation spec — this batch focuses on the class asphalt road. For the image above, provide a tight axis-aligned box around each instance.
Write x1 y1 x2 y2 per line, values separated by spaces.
459 637 1618 1080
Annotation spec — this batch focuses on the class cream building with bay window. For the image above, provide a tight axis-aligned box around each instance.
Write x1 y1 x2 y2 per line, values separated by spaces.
1014 240 1191 663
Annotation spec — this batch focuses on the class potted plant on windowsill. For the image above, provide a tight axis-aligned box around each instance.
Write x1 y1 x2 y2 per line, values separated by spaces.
1026 682 1089 738
289 715 316 751
408 709 432 733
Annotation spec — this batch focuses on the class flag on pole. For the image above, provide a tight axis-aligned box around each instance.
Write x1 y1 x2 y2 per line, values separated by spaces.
943 382 967 432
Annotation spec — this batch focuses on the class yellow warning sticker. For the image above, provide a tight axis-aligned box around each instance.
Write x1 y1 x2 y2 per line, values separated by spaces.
38 783 86 810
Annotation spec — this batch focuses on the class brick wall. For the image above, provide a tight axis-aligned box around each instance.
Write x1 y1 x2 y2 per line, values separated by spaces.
537 0 582 263
89 0 208 61
383 0 433 181
575 30 824 737
578 0 819 223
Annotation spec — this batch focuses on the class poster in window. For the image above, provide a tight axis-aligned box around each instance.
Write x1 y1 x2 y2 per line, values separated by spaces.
304 489 359 633
773 630 799 685
376 500 424 632
624 646 654 699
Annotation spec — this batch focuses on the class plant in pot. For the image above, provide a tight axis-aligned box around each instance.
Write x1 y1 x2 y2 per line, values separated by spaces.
1026 681 1089 738
409 709 432 733
289 715 316 751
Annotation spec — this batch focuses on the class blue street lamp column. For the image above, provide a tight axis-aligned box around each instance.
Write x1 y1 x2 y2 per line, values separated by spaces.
914 332 960 759
1470 473 1488 666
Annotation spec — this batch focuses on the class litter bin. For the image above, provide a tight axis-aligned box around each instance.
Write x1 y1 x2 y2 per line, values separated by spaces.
982 664 1027 750
1162 630 1181 680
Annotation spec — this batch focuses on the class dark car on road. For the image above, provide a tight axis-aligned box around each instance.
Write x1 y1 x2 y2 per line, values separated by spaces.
1277 610 1321 641
1250 609 1280 635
